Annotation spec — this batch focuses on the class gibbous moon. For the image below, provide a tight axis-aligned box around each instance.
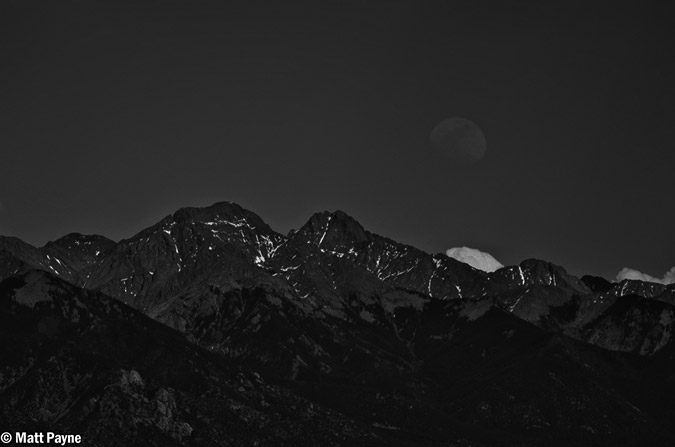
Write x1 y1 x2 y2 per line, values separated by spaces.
429 117 486 164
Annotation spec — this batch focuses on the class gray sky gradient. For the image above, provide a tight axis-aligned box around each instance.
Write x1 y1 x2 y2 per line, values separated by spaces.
1 1 673 280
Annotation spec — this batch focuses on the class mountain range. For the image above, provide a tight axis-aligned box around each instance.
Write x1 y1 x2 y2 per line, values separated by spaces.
2 201 675 446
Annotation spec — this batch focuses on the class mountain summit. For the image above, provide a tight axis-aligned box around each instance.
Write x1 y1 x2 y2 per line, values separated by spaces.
297 210 370 248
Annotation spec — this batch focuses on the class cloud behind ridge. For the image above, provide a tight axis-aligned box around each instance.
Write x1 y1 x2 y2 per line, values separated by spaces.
446 246 504 273
616 267 675 285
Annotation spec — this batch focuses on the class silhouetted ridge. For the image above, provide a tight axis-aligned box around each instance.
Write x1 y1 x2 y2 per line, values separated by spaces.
610 279 669 299
0 235 38 256
582 275 613 293
297 210 369 248
169 201 270 229
519 258 591 294
45 233 116 249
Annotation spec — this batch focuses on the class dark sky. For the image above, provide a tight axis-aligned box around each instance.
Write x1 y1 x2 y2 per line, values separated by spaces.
1 0 673 280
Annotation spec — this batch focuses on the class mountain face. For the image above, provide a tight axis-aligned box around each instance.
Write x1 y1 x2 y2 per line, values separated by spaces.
2 202 675 446
0 271 376 447
0 234 115 283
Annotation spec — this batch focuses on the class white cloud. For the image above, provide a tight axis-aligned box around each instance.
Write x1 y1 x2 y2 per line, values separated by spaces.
616 267 675 285
446 246 504 273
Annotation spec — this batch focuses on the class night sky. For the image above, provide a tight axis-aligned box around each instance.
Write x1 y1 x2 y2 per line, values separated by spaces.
1 1 673 281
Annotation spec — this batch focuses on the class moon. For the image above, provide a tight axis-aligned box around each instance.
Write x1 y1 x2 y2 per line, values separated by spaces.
429 117 486 164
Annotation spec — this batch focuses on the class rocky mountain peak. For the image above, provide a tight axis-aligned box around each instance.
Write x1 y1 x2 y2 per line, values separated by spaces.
518 258 591 294
581 275 613 293
298 210 369 249
610 279 668 299
45 233 115 249
168 201 269 229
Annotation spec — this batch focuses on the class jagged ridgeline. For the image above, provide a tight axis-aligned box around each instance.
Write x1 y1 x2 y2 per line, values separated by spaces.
2 201 675 446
